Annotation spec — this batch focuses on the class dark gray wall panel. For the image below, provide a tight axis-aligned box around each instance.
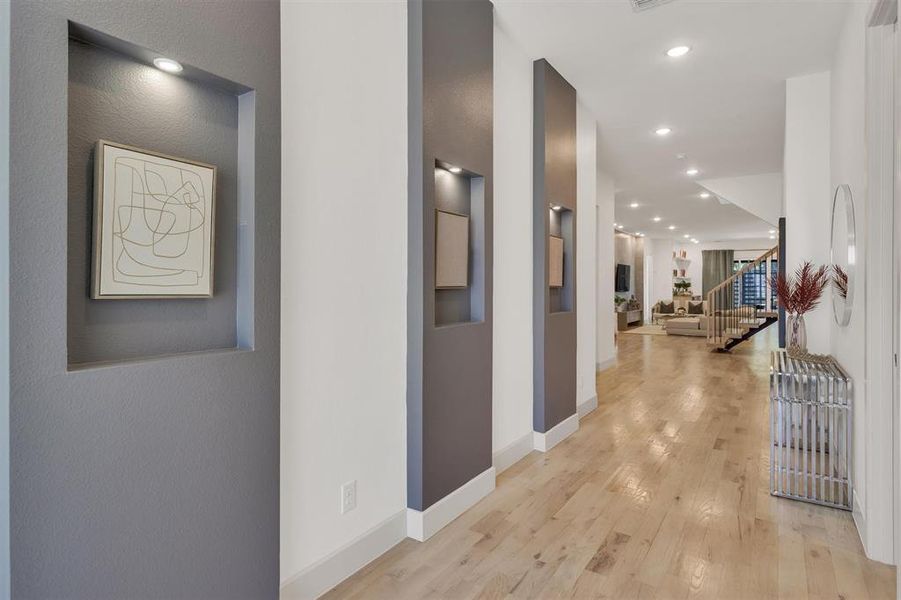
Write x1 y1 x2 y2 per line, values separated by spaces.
533 59 577 433
67 40 240 365
408 0 493 511
9 1 279 598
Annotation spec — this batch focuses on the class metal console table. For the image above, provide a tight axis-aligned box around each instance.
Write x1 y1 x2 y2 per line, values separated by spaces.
770 350 852 510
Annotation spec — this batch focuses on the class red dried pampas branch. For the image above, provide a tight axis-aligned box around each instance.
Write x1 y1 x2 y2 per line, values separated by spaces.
771 261 829 316
832 264 848 299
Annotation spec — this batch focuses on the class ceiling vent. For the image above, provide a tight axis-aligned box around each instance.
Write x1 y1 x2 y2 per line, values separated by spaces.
630 0 675 12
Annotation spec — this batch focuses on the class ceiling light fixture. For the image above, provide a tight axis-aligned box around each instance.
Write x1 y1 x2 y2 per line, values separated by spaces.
686 168 699 176
769 235 776 240
699 192 710 199
768 229 776 234
666 45 691 58
630 202 639 208
153 57 183 73
652 216 662 222
668 225 675 230
655 127 672 136
691 238 699 244
683 234 690 238
448 166 462 174
636 232 644 237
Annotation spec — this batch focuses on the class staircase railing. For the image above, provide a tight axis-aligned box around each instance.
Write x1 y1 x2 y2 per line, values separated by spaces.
706 246 778 347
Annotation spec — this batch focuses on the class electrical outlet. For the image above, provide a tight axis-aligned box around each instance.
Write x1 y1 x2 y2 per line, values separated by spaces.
341 480 357 514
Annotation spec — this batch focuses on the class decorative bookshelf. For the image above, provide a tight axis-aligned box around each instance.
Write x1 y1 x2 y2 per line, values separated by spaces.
673 249 692 299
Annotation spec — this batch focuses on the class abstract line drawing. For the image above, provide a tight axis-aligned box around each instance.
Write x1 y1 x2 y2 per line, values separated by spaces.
92 140 216 299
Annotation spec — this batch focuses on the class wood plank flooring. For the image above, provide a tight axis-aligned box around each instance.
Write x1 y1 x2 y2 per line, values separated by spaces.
323 328 896 599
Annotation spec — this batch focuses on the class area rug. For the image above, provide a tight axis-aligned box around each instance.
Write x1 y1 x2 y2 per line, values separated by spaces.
621 324 667 336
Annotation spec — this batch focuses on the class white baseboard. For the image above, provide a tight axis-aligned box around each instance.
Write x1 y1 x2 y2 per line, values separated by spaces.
406 467 496 542
493 433 534 475
578 395 598 419
596 356 616 372
532 413 579 452
852 489 868 557
280 509 406 600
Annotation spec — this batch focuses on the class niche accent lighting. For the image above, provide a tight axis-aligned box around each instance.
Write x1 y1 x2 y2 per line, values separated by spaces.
448 166 463 174
153 57 183 74
666 45 691 58
550 205 562 211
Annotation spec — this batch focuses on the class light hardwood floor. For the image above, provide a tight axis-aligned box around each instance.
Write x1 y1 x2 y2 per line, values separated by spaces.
324 328 896 599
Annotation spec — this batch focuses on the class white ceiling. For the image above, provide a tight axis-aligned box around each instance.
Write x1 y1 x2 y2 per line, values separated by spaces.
494 0 850 242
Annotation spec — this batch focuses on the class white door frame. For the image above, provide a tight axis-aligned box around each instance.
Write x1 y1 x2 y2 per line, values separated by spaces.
864 0 897 568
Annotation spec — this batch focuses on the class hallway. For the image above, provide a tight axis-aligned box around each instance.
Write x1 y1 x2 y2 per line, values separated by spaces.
323 332 894 599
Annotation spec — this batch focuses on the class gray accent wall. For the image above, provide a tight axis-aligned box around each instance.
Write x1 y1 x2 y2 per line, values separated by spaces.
533 59 577 433
0 2 9 596
407 0 494 511
9 1 279 598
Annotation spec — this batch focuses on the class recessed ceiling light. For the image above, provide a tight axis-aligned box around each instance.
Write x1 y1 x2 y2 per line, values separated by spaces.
691 238 699 243
655 127 672 136
668 225 675 230
699 192 710 199
666 45 691 58
551 205 562 211
769 235 775 240
768 229 776 234
448 166 462 174
652 216 662 222
153 57 183 73
630 202 639 208
683 234 690 238
686 168 699 176
637 232 644 236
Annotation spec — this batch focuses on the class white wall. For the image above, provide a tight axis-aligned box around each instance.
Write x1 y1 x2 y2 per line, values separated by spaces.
698 173 783 226
596 169 616 371
280 0 408 590
577 100 598 405
784 71 832 353
829 0 891 563
492 23 534 463
646 238 676 307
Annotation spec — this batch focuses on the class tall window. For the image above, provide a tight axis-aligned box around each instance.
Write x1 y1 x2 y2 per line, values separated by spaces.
733 259 771 309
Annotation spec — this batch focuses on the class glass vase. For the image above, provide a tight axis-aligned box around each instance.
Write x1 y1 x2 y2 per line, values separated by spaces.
788 313 807 353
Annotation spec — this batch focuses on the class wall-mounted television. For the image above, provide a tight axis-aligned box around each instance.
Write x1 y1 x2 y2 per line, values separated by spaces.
615 263 630 292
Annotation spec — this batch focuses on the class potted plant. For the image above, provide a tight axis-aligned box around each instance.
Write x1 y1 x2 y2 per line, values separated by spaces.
772 262 829 353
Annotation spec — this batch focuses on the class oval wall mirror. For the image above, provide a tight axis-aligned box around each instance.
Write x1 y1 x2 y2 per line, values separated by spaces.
830 183 855 327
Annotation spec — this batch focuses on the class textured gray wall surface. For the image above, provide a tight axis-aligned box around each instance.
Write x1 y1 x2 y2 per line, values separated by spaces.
9 1 280 598
407 0 494 511
68 40 239 365
0 3 10 596
533 59 577 433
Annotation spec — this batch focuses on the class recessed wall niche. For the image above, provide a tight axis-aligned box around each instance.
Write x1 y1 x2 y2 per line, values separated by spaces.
66 23 255 367
434 161 486 326
548 206 573 313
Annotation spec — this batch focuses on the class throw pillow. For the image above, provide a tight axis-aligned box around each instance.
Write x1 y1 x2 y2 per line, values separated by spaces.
659 301 674 314
688 301 704 315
